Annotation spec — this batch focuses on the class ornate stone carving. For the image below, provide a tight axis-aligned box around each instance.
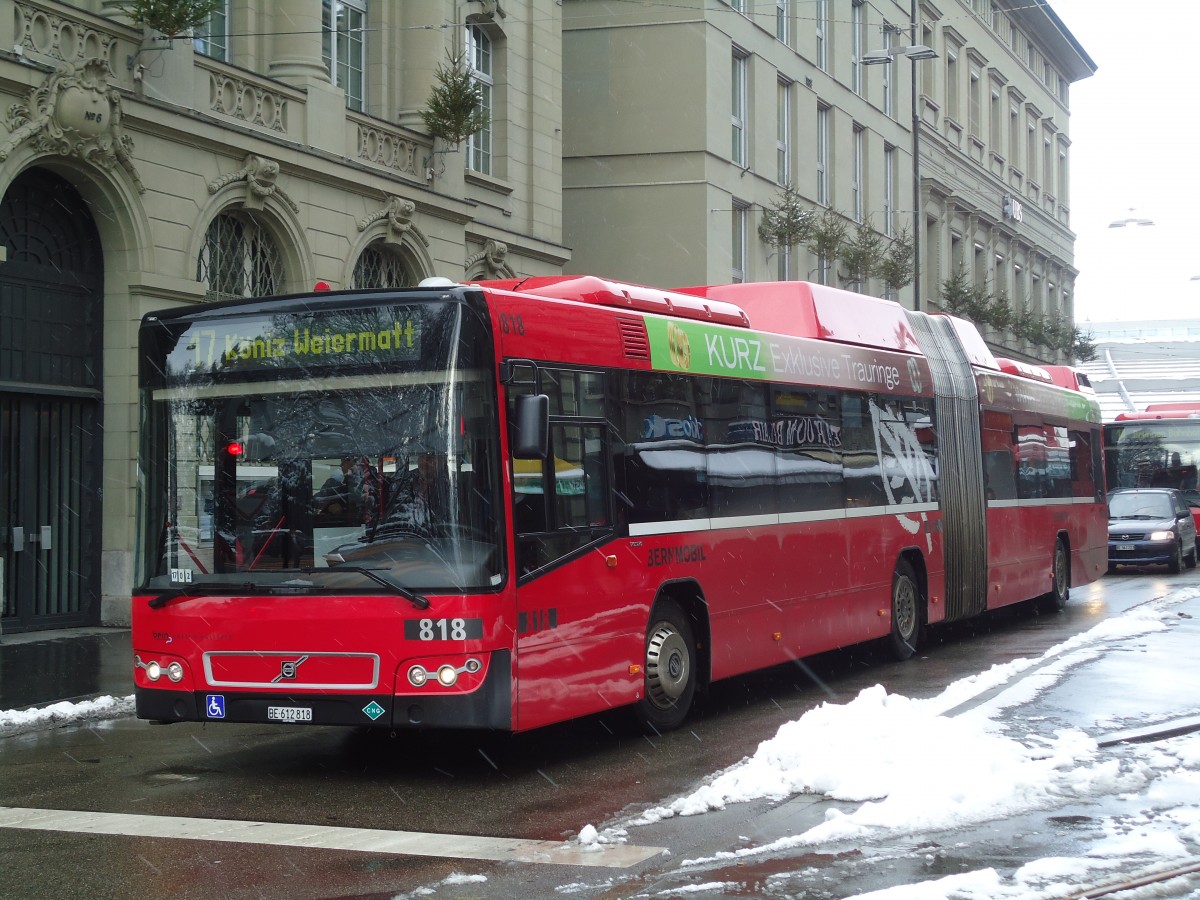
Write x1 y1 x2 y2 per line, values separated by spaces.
467 239 516 279
209 72 289 134
469 1 507 20
207 154 299 213
1 58 145 193
357 196 430 248
357 123 419 177
15 2 119 68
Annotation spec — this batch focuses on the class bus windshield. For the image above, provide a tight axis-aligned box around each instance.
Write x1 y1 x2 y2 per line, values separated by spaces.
138 296 503 595
1105 421 1200 500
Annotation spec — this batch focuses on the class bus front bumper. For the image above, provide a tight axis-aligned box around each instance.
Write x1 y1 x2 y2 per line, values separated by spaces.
135 650 512 729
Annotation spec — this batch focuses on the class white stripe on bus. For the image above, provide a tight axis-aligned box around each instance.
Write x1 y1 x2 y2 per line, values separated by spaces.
628 502 941 537
0 806 664 869
987 496 1099 509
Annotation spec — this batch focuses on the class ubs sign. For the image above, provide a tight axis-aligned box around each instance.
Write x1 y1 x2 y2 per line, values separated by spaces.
1004 195 1024 223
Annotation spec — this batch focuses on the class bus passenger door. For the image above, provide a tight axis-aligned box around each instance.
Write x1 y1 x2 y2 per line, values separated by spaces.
512 420 637 730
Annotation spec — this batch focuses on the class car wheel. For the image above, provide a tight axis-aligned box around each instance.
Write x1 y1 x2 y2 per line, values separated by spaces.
633 600 697 733
1169 539 1183 574
888 560 921 660
1187 546 1198 569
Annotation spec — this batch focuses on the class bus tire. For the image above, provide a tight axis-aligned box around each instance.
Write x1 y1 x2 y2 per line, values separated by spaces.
888 560 921 661
634 600 697 733
1040 539 1071 613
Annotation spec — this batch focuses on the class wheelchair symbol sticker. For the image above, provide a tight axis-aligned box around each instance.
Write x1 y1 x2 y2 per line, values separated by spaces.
206 694 226 718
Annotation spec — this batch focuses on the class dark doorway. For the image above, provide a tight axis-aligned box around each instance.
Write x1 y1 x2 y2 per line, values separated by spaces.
0 168 103 632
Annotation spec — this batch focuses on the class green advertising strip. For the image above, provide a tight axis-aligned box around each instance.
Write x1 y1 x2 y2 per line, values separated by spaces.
645 316 921 395
648 317 1099 421
977 372 1102 424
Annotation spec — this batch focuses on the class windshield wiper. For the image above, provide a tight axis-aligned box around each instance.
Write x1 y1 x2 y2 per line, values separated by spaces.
147 582 258 609
146 570 430 611
297 566 430 610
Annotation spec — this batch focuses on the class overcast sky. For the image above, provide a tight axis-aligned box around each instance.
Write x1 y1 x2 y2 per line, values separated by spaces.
1048 0 1200 324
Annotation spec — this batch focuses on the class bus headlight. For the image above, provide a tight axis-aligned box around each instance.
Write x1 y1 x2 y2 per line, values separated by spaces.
404 656 484 691
135 653 191 689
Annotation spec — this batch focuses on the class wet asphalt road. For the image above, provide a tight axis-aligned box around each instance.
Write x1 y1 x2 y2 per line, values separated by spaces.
0 568 1192 899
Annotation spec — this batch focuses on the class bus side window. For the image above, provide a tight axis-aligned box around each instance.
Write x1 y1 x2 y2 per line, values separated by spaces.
983 449 1016 501
613 371 706 525
842 394 885 508
872 397 937 505
1015 424 1049 499
774 388 842 513
705 379 777 519
1068 428 1100 499
553 423 608 528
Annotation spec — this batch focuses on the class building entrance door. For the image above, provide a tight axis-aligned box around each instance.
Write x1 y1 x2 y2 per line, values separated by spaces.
1 396 100 630
0 168 104 633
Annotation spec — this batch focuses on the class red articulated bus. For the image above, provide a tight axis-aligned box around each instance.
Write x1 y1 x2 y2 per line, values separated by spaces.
132 276 1107 733
1104 402 1200 541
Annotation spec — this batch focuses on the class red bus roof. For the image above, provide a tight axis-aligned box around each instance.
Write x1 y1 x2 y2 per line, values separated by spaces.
675 280 923 354
1114 402 1200 421
471 277 1101 395
471 275 751 328
996 357 1054 384
1042 366 1095 393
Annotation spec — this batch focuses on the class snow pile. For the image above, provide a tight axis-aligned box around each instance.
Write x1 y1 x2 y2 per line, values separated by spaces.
636 683 1138 847
0 694 135 734
623 596 1186 847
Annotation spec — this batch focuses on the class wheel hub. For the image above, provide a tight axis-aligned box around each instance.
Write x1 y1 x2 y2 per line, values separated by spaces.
646 624 690 708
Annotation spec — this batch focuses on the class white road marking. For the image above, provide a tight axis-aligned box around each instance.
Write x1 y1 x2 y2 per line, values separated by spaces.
0 806 663 868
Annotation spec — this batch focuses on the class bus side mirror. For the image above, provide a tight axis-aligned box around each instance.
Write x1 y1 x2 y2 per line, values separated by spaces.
512 393 549 460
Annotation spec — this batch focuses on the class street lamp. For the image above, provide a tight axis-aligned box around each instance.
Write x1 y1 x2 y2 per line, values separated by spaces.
861 4 937 310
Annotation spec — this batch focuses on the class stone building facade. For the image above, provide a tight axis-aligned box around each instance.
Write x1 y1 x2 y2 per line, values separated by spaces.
0 0 1093 633
0 0 567 631
561 0 1093 361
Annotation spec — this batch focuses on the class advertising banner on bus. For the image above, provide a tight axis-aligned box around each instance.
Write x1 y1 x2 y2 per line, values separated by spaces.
645 318 928 396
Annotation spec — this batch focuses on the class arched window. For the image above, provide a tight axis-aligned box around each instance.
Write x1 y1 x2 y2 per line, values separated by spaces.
197 211 286 302
351 243 412 289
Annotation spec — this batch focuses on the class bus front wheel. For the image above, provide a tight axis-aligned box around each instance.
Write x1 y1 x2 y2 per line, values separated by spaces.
888 560 921 661
634 600 697 733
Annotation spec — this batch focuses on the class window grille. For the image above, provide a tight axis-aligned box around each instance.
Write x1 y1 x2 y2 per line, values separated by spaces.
351 244 412 289
197 212 285 303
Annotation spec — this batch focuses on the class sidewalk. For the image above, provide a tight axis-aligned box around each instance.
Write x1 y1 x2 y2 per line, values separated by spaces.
0 627 131 711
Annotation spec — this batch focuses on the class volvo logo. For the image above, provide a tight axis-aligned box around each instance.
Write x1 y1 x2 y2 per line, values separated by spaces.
273 655 309 682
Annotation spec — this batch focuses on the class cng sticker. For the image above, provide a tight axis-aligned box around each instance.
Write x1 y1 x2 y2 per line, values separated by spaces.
362 701 385 721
